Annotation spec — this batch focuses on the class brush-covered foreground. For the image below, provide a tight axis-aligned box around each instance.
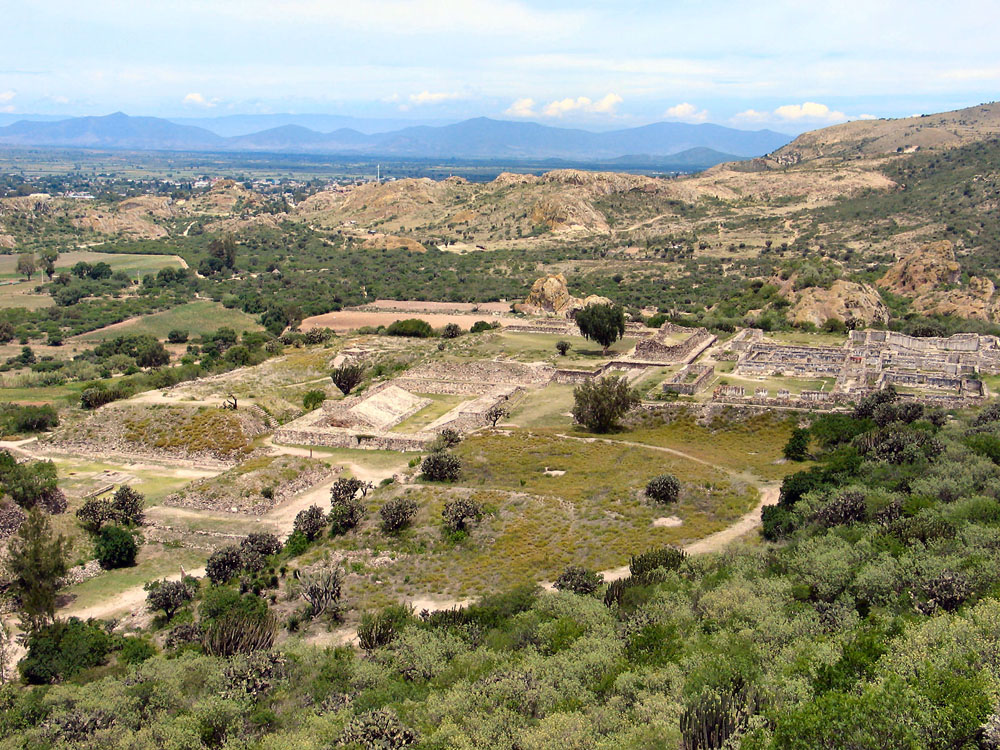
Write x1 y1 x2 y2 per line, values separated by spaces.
3 403 1000 749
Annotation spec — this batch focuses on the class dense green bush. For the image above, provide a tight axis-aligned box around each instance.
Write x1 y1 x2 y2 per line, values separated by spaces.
380 496 417 533
385 318 434 338
645 473 681 504
553 565 604 595
94 525 138 569
20 618 112 684
421 452 462 482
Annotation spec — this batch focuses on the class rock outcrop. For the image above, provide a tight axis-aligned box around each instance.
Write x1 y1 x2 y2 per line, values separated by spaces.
878 240 961 296
518 274 613 317
789 280 890 328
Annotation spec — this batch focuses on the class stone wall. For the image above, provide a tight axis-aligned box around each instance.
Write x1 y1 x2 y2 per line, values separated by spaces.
634 325 716 364
663 364 714 394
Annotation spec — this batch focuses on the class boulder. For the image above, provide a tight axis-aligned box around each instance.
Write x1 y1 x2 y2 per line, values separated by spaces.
789 280 889 328
877 240 961 296
520 274 613 317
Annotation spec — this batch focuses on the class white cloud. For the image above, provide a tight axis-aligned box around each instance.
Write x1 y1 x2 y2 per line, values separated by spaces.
408 90 461 105
182 92 217 107
733 102 849 125
541 93 622 118
733 108 770 123
858 113 877 120
504 97 537 118
0 91 15 103
664 102 708 122
773 101 846 122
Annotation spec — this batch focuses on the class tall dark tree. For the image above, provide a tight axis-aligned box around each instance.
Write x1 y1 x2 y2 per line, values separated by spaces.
575 303 626 354
6 510 68 630
208 235 238 270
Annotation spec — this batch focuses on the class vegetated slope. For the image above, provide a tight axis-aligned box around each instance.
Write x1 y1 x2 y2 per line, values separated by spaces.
767 100 1000 164
6 402 1000 748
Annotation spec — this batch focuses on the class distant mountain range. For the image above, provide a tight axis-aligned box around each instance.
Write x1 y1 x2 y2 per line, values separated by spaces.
0 112 792 165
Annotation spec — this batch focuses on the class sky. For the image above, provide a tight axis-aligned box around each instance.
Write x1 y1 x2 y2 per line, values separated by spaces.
1 0 998 133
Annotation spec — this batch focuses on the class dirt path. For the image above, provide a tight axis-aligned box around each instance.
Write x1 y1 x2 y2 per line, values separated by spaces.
64 567 206 621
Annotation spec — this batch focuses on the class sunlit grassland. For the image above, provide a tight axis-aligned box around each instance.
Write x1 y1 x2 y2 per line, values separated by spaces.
74 300 262 342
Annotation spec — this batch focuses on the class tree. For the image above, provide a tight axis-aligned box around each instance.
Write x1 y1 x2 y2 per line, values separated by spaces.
303 389 325 410
485 404 509 427
331 362 365 395
145 578 196 621
380 496 417 533
95 525 138 569
646 474 681 504
241 532 281 560
208 235 238 270
575 303 625 354
784 428 811 461
167 329 189 344
554 565 604 595
206 545 245 584
297 558 343 618
571 375 639 433
421 452 462 482
556 340 571 356
110 485 145 526
293 505 327 541
6 510 68 629
39 249 58 281
15 253 36 281
441 323 463 339
76 497 113 533
329 478 369 535
442 497 483 532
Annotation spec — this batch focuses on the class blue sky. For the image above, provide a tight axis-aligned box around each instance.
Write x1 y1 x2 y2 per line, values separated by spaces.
2 0 998 132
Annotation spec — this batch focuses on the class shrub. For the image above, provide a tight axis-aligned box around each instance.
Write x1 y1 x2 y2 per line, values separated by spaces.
119 637 156 665
783 428 811 461
553 565 604 595
421 452 462 482
440 323 463 339
110 485 145 526
297 559 343 618
293 505 327 541
2 404 58 433
166 329 189 344
630 546 686 576
339 709 418 749
385 319 434 338
556 340 571 356
646 474 681 504
432 428 462 451
484 403 509 427
303 389 325 410
94 525 138 569
206 545 245 584
380 496 417 533
20 618 112 684
572 375 639 433
358 612 398 652
442 497 483 532
76 497 113 533
761 505 796 540
814 491 868 527
470 320 497 333
144 578 196 621
203 609 277 657
329 491 365 536
241 532 281 560
330 362 365 395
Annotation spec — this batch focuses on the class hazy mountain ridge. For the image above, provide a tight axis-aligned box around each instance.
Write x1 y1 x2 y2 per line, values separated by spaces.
0 112 789 163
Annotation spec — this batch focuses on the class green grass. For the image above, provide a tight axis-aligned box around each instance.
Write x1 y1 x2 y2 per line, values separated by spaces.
0 280 55 309
0 250 184 280
305 429 758 608
75 300 263 342
62 544 207 614
507 383 575 428
625 409 798 481
763 330 848 347
465 330 637 364
393 393 468 433
0 381 87 405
